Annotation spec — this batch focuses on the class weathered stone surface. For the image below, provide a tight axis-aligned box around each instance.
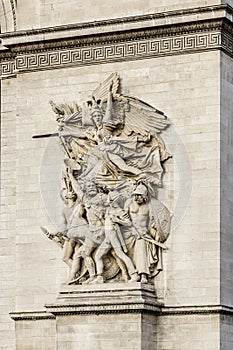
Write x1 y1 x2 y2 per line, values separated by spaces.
45 283 161 314
1 1 233 349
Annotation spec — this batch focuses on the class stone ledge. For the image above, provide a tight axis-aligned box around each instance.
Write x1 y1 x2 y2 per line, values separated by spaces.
1 4 232 47
9 311 55 321
45 282 163 316
10 304 233 321
162 304 233 316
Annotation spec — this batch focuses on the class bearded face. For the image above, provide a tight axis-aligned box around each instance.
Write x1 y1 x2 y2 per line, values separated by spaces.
133 194 147 204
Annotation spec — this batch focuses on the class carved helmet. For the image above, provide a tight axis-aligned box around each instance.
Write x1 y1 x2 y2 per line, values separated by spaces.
132 183 148 196
107 191 120 203
87 97 104 117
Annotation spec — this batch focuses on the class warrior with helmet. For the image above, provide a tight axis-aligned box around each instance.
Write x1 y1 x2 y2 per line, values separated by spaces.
125 182 170 283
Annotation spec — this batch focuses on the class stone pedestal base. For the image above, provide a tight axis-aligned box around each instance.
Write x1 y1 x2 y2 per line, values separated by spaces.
45 282 161 350
11 289 233 349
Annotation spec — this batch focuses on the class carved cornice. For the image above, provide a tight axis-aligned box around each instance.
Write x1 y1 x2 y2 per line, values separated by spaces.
1 4 232 40
45 302 162 316
10 304 233 320
13 32 220 73
44 282 162 316
162 305 233 316
9 311 55 321
0 6 232 79
0 60 16 78
6 19 224 55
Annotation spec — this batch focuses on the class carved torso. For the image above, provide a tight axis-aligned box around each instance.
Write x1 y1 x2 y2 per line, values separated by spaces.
126 199 150 236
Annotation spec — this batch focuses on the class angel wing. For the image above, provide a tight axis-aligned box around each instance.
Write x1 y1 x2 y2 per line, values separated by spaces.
62 110 82 126
50 100 83 126
60 102 83 126
60 102 94 128
123 96 169 135
92 72 120 102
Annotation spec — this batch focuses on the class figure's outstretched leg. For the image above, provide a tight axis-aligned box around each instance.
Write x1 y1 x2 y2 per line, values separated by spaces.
69 243 82 282
113 247 140 282
81 238 96 284
111 249 129 282
90 242 111 284
62 239 75 268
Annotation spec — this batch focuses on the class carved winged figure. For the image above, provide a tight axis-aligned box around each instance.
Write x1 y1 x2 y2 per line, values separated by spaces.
51 73 171 191
42 72 172 285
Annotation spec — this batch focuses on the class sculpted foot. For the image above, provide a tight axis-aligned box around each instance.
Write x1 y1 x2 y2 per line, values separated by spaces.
128 272 140 283
141 273 148 283
82 276 96 285
90 275 104 284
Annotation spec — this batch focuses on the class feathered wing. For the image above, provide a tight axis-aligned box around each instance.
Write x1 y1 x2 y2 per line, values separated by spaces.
59 77 119 127
59 102 82 126
92 72 120 101
123 96 170 136
62 110 83 126
60 102 92 128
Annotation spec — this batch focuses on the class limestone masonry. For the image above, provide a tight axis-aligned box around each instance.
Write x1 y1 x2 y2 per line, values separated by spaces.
0 1 233 349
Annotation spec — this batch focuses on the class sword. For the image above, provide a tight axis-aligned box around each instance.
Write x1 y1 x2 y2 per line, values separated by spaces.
32 132 59 138
141 236 167 250
132 225 167 249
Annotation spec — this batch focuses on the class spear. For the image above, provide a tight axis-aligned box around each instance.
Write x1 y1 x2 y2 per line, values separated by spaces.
32 132 71 159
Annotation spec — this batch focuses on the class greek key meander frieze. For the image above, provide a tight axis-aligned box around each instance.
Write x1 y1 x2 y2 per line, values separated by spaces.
1 14 233 79
0 31 222 78
14 32 220 70
1 61 16 77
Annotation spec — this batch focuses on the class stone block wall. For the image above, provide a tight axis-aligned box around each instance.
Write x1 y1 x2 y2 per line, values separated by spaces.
220 315 233 349
0 78 17 350
16 0 232 31
8 52 220 313
1 1 233 349
157 313 220 350
0 52 224 350
219 51 233 348
14 318 56 350
1 52 220 348
56 314 145 350
220 52 233 307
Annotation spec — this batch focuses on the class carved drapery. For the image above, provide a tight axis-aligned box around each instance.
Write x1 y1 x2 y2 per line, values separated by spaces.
39 72 172 285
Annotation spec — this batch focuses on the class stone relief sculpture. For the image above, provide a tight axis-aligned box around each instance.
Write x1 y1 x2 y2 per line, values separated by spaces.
41 72 172 285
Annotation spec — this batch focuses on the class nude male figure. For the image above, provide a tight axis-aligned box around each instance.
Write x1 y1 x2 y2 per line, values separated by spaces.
92 191 139 284
68 171 107 283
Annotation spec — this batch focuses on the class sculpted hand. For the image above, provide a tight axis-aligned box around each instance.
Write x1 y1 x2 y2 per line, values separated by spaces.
131 226 141 239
